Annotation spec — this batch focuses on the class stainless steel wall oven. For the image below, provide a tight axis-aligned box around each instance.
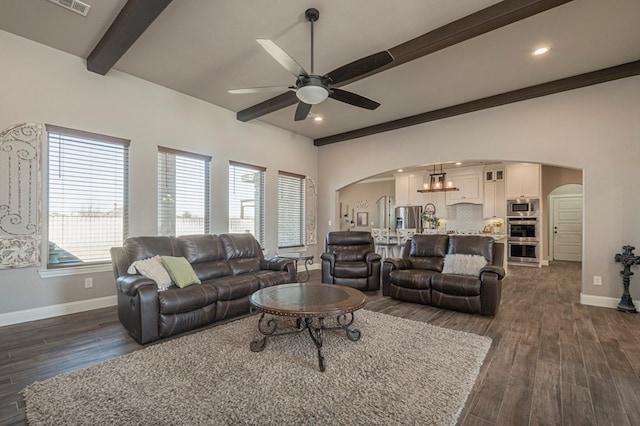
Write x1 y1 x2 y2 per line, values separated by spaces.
507 218 539 240
507 216 540 264
507 240 539 264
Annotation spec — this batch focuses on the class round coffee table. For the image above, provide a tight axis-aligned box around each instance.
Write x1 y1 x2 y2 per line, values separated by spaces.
249 283 366 372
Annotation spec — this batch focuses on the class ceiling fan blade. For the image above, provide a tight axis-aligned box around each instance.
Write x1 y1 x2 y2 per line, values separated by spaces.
228 86 293 94
236 91 299 122
294 102 312 121
329 88 380 110
325 51 393 85
257 39 309 78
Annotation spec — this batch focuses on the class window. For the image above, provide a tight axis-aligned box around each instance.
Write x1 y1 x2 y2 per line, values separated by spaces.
158 147 211 237
278 171 305 248
228 161 265 247
46 125 129 267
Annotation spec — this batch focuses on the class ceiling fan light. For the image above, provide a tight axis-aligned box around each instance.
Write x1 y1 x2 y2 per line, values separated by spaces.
296 85 329 105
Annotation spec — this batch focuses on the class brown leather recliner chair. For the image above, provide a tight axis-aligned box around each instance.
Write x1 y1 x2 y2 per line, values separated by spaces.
321 231 382 290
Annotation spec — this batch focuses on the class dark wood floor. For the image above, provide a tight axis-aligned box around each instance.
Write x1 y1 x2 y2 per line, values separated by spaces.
2 261 639 425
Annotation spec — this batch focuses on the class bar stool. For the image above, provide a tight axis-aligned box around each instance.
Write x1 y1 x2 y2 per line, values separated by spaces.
371 228 397 258
396 228 417 257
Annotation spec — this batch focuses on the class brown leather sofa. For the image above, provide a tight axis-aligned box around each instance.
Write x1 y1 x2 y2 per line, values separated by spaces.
110 233 295 344
382 234 504 315
321 231 382 291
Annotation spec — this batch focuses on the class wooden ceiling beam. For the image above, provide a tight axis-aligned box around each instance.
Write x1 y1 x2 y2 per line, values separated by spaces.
313 59 640 146
87 0 173 75
237 0 574 121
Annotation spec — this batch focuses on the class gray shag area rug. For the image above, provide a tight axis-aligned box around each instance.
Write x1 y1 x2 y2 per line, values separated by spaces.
23 310 491 425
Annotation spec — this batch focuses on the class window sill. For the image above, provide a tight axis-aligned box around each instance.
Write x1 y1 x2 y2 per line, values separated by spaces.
38 263 112 278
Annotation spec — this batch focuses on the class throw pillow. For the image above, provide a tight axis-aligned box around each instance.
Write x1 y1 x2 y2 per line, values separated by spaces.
161 256 201 288
442 254 488 276
127 255 172 290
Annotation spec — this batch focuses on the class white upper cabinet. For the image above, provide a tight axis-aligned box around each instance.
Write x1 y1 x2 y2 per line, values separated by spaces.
445 166 483 205
484 166 504 182
505 163 541 199
394 173 424 206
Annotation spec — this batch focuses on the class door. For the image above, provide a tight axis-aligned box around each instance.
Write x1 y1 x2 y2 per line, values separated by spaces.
552 195 582 261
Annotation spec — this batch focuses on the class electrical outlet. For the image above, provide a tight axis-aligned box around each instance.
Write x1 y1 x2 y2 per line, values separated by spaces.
328 220 332 226
84 277 93 288
593 276 602 286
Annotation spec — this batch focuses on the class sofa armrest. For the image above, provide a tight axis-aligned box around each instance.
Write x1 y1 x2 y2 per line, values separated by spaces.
117 274 158 297
365 252 382 263
261 257 294 272
383 257 411 270
381 258 412 296
480 265 505 280
320 252 335 264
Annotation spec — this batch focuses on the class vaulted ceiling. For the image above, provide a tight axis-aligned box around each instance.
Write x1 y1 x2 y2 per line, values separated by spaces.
1 0 639 145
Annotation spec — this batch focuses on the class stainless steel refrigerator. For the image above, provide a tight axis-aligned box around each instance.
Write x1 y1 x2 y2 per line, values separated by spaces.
395 206 422 231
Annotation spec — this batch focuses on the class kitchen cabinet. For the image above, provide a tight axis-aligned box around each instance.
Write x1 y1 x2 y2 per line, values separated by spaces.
484 166 504 182
483 165 506 218
394 173 424 206
483 180 506 218
446 167 483 205
506 163 540 199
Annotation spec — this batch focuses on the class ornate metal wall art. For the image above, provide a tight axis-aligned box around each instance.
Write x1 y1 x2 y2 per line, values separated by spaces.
305 177 317 245
0 123 42 269
614 245 640 313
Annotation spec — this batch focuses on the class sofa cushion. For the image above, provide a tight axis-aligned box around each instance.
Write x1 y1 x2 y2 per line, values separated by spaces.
127 255 172 290
409 257 445 272
178 234 226 263
410 234 448 258
125 236 181 262
158 283 218 315
330 245 370 262
191 261 233 281
333 261 368 278
220 234 262 275
442 254 487 276
448 235 494 263
250 270 292 288
389 269 437 290
208 274 260 301
161 256 201 288
431 274 482 296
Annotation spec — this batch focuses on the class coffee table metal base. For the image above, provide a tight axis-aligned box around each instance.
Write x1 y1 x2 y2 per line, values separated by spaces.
250 312 361 372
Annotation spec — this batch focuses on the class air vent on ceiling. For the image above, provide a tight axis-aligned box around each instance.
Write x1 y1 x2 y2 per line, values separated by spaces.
48 0 91 17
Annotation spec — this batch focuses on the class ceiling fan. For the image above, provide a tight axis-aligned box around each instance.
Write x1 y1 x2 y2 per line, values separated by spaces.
228 8 393 121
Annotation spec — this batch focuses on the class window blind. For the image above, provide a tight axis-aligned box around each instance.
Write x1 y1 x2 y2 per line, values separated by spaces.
46 125 129 267
228 161 266 247
278 171 305 248
158 147 211 237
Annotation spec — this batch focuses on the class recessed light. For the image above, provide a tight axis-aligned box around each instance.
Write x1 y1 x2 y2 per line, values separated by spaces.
398 169 403 172
532 46 550 56
455 162 462 166
313 116 323 122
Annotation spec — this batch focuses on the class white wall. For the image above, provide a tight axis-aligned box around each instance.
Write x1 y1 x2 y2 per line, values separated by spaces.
0 30 318 318
318 75 640 305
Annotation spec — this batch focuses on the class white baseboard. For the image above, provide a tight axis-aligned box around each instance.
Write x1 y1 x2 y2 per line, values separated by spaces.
0 295 117 327
580 293 620 309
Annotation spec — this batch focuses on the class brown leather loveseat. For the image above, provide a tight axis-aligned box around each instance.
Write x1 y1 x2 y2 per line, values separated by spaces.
382 234 504 315
110 233 295 344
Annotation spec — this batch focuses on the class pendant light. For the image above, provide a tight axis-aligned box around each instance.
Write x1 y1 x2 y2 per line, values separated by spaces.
417 164 459 193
